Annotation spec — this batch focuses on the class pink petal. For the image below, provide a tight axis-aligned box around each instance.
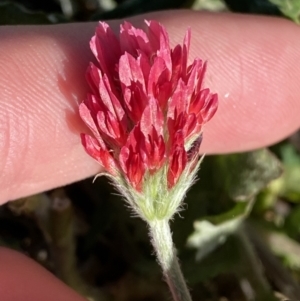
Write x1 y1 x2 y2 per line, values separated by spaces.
123 83 148 123
119 52 146 90
81 133 117 175
124 125 144 153
170 45 182 91
196 61 207 92
146 20 170 56
91 22 121 79
141 126 166 172
167 111 185 148
140 97 164 137
156 81 172 110
172 129 185 147
119 125 147 190
182 28 191 78
145 20 161 52
189 88 209 116
126 151 145 191
201 93 218 123
85 63 101 97
79 102 105 149
184 113 198 139
97 110 126 146
150 21 172 74
186 59 203 101
147 56 167 97
138 52 151 84
98 74 126 128
167 144 187 188
120 21 151 56
84 94 102 121
167 79 187 120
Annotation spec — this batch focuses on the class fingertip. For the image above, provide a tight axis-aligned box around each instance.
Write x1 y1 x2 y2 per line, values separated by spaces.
0 247 86 301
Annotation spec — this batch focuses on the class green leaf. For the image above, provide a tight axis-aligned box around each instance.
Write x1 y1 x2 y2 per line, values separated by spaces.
285 205 300 238
175 148 283 285
279 144 300 202
224 0 281 15
261 226 300 270
268 0 300 23
172 149 282 250
216 149 283 201
183 235 242 284
90 0 187 20
187 201 253 261
191 0 228 11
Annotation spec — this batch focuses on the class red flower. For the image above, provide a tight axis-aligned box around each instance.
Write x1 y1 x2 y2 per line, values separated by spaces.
80 20 218 191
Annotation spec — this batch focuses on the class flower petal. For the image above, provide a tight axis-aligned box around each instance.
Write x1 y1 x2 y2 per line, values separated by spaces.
167 144 187 188
119 128 146 191
182 28 191 79
167 79 187 120
123 83 148 123
120 21 151 56
91 22 121 79
79 102 105 149
119 52 146 90
81 133 117 175
201 93 218 123
140 97 164 136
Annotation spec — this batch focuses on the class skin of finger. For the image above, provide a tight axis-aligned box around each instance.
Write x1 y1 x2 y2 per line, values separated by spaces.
0 11 300 204
0 247 86 301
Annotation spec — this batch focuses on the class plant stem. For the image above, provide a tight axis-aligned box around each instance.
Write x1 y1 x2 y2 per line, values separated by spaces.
237 228 277 301
246 221 300 300
149 219 192 301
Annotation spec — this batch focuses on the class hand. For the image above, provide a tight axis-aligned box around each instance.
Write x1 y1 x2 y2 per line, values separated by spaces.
0 10 300 300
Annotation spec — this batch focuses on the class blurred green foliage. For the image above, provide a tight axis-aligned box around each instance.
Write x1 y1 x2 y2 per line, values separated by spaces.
1 1 300 301
269 0 300 23
0 1 52 24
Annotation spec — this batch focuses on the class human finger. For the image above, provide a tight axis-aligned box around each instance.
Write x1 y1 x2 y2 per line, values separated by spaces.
1 11 300 204
0 247 86 301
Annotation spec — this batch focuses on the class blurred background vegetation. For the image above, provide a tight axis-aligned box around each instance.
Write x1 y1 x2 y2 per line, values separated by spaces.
1 0 300 300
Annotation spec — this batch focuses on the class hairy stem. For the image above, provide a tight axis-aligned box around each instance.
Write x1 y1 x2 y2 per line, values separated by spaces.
149 219 192 301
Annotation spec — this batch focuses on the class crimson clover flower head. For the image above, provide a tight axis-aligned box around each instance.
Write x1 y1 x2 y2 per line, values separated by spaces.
80 20 218 220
